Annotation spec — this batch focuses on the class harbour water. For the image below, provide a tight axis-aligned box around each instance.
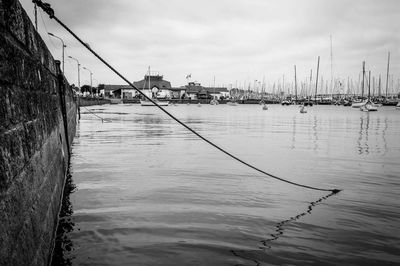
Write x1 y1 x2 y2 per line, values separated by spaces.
57 104 400 265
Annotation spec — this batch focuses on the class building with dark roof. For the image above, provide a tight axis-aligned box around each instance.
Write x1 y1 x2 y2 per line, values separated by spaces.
98 73 173 99
184 82 228 100
98 84 133 98
133 73 172 99
98 75 229 100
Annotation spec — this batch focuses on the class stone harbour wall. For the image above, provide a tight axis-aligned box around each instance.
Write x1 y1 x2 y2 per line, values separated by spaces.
0 0 77 265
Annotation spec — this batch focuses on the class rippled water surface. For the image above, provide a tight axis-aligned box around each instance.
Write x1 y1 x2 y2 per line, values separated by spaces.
59 104 400 265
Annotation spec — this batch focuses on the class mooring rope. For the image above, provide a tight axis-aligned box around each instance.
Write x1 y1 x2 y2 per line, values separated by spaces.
81 106 110 123
33 0 340 194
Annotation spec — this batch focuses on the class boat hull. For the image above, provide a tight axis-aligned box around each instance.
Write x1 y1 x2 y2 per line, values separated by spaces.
351 101 367 108
360 103 378 112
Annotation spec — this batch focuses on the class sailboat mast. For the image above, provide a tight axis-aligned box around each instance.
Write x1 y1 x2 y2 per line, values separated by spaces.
294 65 297 103
148 66 151 98
368 70 371 100
373 76 375 97
378 75 381 97
385 52 390 98
361 61 365 99
213 76 216 100
309 69 312 99
314 56 320 103
330 34 333 99
262 76 265 99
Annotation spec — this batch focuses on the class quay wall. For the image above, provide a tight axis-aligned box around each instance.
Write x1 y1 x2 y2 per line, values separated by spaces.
79 97 111 106
0 0 77 265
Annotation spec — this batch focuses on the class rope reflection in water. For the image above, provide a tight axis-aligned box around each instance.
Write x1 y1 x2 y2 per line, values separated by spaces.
230 191 339 265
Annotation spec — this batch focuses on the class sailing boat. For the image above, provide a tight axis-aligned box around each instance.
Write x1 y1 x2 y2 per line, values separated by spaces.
352 62 368 108
228 83 239 106
140 66 169 106
210 76 219 105
360 70 377 112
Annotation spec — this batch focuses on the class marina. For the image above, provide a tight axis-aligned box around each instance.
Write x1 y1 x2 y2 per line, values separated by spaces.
1 0 399 265
55 104 400 265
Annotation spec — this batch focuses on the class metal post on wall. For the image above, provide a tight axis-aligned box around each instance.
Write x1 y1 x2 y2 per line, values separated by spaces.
55 60 71 160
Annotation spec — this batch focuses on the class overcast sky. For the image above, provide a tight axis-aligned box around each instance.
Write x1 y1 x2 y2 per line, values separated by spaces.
21 0 399 92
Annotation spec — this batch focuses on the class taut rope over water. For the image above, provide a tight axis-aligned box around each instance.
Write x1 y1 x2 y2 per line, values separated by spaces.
33 0 341 194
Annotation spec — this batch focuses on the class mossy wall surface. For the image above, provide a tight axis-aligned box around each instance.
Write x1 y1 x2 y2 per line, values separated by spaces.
0 0 77 264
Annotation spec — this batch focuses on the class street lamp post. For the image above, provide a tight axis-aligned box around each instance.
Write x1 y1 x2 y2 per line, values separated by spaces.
48 32 66 73
82 66 93 96
68 56 80 93
92 78 99 95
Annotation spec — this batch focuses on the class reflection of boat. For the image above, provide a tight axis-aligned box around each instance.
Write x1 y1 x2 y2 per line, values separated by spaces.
300 105 307 113
227 101 238 106
210 99 219 105
140 66 169 106
396 102 400 110
262 104 268 110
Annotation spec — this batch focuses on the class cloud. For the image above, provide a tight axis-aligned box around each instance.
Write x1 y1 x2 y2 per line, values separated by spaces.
20 0 400 89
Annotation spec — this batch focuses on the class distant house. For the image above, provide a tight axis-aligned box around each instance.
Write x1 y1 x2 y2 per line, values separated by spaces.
206 86 229 99
98 75 229 101
184 82 228 100
185 82 205 99
98 72 173 99
170 87 186 99
98 84 135 99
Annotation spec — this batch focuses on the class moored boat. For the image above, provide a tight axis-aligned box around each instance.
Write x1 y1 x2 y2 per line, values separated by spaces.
140 66 169 107
300 105 307 113
351 100 367 108
360 70 378 112
360 101 378 112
